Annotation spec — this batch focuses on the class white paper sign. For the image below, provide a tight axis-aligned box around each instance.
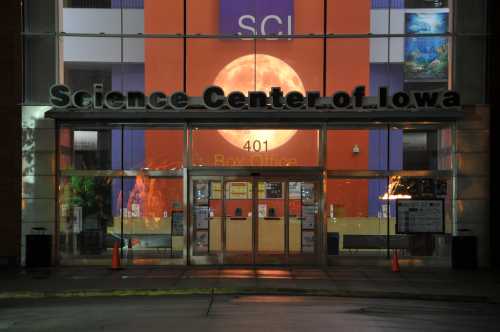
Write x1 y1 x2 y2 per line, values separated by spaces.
72 206 82 233
396 200 444 233
74 131 98 151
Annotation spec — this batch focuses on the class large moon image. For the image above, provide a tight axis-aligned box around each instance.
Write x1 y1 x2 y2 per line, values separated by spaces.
214 54 305 151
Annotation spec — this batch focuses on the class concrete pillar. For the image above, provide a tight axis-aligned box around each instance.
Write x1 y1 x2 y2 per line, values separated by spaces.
455 105 490 267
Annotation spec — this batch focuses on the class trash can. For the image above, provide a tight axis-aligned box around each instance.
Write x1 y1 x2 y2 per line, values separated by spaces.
327 232 339 255
25 227 52 268
452 235 477 269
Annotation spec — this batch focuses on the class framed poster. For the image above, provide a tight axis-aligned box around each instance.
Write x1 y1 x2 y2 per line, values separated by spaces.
210 181 222 199
194 206 209 229
404 13 449 80
301 183 315 204
301 205 316 230
396 199 445 234
265 182 283 199
301 231 315 253
258 204 267 218
194 230 209 253
171 210 184 236
72 206 82 233
194 181 209 204
289 182 302 199
229 182 250 199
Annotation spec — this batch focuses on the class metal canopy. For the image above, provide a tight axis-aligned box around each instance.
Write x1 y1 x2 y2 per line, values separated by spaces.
45 108 464 123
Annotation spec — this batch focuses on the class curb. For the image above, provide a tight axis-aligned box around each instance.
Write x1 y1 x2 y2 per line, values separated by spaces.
0 288 496 304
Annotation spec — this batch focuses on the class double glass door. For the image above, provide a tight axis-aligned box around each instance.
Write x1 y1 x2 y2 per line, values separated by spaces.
190 176 320 265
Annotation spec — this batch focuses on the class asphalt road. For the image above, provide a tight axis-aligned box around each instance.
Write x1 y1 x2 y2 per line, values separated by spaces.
1 295 499 332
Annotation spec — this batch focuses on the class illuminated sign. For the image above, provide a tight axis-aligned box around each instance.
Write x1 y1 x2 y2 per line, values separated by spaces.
219 0 293 37
49 84 461 110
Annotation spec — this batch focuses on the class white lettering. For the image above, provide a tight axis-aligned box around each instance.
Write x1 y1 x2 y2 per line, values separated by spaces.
238 15 256 36
261 15 283 36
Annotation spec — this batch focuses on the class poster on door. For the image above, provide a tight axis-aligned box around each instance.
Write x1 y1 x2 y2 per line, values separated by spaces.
301 205 316 230
302 231 315 253
195 230 209 253
194 206 210 229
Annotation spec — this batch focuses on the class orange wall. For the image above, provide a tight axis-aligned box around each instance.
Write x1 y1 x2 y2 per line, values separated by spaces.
327 0 370 94
144 0 371 174
327 179 369 218
144 0 184 94
327 130 369 170
144 130 184 169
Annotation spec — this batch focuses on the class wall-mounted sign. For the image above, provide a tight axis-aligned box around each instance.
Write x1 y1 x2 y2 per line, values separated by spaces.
220 0 293 37
396 199 444 234
49 84 461 111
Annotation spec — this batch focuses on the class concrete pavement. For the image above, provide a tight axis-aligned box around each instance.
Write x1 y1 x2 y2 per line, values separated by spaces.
1 266 499 303
2 296 500 332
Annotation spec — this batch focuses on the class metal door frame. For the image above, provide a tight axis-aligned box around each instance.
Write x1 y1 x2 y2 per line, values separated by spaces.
189 171 323 266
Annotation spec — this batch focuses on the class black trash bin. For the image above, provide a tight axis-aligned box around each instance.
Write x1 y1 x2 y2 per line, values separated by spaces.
452 235 477 269
327 232 340 255
26 227 52 267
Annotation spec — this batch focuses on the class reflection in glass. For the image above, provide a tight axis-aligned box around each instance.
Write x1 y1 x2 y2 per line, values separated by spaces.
59 176 120 262
121 177 184 261
59 127 122 170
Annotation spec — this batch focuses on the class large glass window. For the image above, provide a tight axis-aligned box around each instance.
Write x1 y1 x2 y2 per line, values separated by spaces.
327 176 452 258
58 176 121 263
59 126 184 171
327 126 452 171
59 126 122 171
24 0 487 104
123 127 184 170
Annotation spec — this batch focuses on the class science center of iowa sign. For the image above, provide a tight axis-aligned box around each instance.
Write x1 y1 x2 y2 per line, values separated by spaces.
49 85 461 111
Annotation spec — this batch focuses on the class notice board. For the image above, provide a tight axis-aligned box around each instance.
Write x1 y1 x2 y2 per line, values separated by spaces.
396 199 444 234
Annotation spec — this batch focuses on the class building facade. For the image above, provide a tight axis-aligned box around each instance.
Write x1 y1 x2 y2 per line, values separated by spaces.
14 0 492 267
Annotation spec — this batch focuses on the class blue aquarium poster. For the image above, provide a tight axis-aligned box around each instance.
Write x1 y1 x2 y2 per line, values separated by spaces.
404 13 449 80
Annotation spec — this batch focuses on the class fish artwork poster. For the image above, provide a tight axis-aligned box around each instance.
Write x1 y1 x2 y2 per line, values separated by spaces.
404 13 449 80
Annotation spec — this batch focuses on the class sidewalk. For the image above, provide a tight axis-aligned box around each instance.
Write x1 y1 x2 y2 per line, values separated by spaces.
1 266 499 303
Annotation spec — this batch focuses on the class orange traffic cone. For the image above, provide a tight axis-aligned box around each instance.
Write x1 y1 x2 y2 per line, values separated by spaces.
391 249 400 272
111 240 121 270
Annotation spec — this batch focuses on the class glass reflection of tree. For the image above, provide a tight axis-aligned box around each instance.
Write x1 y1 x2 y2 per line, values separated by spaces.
68 176 112 254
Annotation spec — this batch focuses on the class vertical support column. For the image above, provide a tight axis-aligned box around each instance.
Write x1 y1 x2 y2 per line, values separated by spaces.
0 1 21 266
455 106 490 267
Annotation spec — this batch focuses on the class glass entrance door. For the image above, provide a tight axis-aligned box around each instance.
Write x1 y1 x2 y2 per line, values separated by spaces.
255 180 286 264
223 179 254 264
190 176 321 265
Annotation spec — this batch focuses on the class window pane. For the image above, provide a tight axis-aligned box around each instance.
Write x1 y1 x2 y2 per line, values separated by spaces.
389 127 452 171
24 36 56 104
390 176 453 258
24 0 56 33
123 127 184 170
139 38 184 94
59 126 122 171
62 37 122 92
327 128 401 171
327 178 390 256
187 38 255 96
191 129 319 167
122 177 185 262
61 3 120 33
139 0 183 34
255 39 323 93
58 176 121 263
